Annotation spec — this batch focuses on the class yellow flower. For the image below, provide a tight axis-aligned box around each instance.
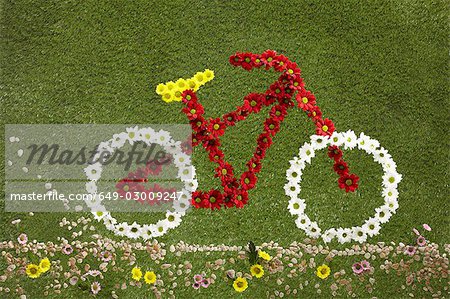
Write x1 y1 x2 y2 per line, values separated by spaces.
26 264 42 278
258 250 271 261
155 83 167 95
250 264 264 278
166 81 176 91
175 79 188 90
173 88 183 102
316 264 331 279
233 277 248 293
131 267 142 281
203 69 214 81
144 271 156 284
193 72 205 85
161 90 175 103
39 258 51 273
186 78 199 91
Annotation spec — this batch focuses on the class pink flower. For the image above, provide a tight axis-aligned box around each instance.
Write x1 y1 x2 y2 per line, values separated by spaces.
100 251 112 262
193 274 203 283
17 233 27 245
352 262 364 275
192 282 201 289
69 276 79 286
201 278 210 288
91 281 101 295
423 224 431 231
361 260 371 271
404 246 416 256
417 235 426 246
412 228 420 236
62 244 73 255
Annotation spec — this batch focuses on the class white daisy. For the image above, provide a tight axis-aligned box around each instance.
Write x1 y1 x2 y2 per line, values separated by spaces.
343 130 358 150
305 222 321 239
287 198 306 215
165 211 182 229
382 171 402 188
172 197 191 214
365 138 380 154
329 132 344 147
139 224 154 240
310 135 329 150
362 218 381 237
373 147 392 164
139 127 156 145
289 157 306 170
151 220 169 237
125 126 140 145
284 181 300 198
178 166 195 181
173 152 191 168
126 222 142 239
336 227 353 244
286 165 303 183
381 158 397 172
375 205 392 223
110 132 127 149
295 214 311 230
298 143 315 164
184 178 198 192
114 222 130 237
84 163 102 181
352 226 367 243
103 215 117 231
91 207 107 221
322 228 337 243
384 197 399 213
85 181 97 194
152 130 172 146
357 132 372 151
382 186 399 201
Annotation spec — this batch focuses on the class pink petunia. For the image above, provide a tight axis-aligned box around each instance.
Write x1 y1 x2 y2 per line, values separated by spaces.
361 260 371 271
201 278 210 288
423 224 431 231
417 235 426 246
192 282 201 289
404 246 416 256
17 233 28 245
352 262 364 274
193 274 203 283
62 244 73 255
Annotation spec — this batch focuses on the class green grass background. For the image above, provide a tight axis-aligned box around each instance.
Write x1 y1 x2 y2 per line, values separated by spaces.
0 0 448 298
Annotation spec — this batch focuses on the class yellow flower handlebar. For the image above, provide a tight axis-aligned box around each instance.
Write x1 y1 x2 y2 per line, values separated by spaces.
155 69 214 103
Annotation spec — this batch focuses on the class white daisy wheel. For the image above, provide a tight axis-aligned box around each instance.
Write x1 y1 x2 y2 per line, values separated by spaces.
285 131 401 244
84 126 197 240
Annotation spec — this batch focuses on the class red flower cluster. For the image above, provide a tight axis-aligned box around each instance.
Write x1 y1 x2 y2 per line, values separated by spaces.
182 50 358 209
328 146 359 192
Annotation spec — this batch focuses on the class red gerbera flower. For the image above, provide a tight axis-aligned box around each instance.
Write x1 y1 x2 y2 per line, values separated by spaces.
181 89 197 103
257 132 273 150
191 191 209 209
289 74 304 91
215 161 234 181
296 91 316 111
202 135 221 152
252 54 263 68
229 53 242 67
240 171 257 190
316 118 335 136
222 189 237 208
208 118 226 137
269 104 288 122
285 61 300 76
189 116 207 132
338 173 359 193
241 52 254 71
328 146 343 161
208 147 224 162
182 101 205 120
261 50 277 69
243 93 263 113
264 118 280 136
269 82 287 99
223 111 239 127
236 106 251 120
207 190 224 210
273 54 289 72
246 157 262 173
333 159 349 175
307 106 323 121
233 189 249 208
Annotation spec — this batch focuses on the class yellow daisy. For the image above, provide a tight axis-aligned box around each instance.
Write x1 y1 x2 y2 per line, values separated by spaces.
316 264 331 279
166 81 176 91
175 78 188 91
144 271 156 284
26 263 42 278
155 83 167 95
250 264 264 278
186 78 199 91
161 90 175 103
203 69 215 81
39 258 51 273
233 277 248 293
193 72 205 85
258 250 271 261
173 88 183 102
131 267 142 281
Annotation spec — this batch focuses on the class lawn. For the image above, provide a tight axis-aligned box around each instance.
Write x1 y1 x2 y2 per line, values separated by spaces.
0 0 449 298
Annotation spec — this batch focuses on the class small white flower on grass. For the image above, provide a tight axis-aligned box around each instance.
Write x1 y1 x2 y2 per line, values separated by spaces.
295 214 311 230
126 126 140 144
115 222 130 237
329 132 344 147
384 197 399 213
153 130 172 146
305 222 321 238
286 165 302 183
310 135 329 150
352 227 368 243
178 166 195 181
173 152 191 168
139 127 156 144
298 144 315 164
362 218 381 237
287 198 306 215
151 220 169 237
382 171 402 188
382 186 399 201
126 222 142 239
165 211 182 229
84 163 102 181
357 132 371 150
375 205 392 223
284 182 300 198
140 225 154 240
373 147 392 164
322 228 337 243
111 132 127 149
343 130 358 150
336 227 353 244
